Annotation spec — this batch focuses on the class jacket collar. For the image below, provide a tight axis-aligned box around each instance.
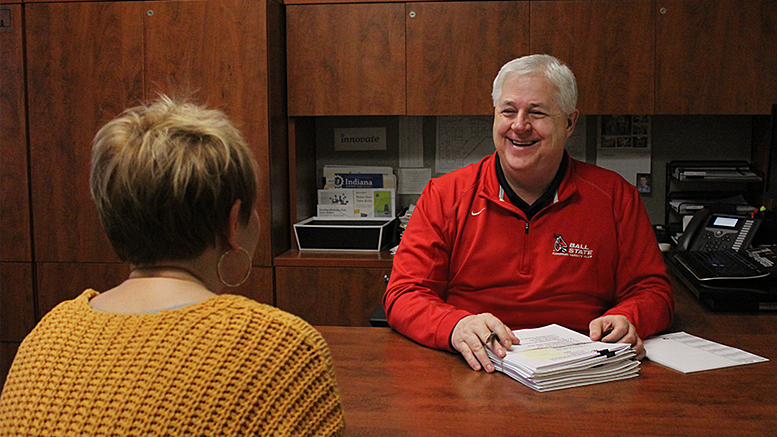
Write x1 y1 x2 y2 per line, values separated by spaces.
486 151 576 208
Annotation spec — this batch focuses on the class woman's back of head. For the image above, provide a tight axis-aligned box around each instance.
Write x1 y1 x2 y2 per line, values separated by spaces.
90 95 259 266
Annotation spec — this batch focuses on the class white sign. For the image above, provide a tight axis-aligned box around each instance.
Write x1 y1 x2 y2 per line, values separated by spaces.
334 127 387 151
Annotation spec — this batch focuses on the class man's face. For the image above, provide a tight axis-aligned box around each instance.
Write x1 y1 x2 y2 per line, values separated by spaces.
492 74 578 193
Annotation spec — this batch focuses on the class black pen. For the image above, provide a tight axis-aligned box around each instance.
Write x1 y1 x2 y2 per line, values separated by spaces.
485 331 499 345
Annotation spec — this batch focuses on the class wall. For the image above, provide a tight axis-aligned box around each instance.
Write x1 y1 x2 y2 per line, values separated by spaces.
314 115 755 225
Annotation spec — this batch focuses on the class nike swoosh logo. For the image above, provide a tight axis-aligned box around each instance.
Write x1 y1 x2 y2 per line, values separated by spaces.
471 208 486 216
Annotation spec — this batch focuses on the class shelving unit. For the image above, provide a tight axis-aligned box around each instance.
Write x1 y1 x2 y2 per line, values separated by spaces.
665 160 763 238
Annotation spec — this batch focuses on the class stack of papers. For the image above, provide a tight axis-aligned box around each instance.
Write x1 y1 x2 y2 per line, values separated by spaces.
486 324 639 392
673 165 761 181
669 194 755 215
323 165 396 190
318 165 396 219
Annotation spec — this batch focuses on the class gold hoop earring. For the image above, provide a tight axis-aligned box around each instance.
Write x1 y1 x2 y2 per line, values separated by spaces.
217 247 252 287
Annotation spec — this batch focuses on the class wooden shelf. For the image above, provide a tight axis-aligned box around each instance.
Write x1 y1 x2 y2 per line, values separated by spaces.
274 249 394 268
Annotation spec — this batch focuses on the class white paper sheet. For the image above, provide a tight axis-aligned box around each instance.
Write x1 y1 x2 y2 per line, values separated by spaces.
644 331 768 373
398 168 432 195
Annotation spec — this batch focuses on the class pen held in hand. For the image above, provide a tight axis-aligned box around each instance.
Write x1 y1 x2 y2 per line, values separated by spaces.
485 331 499 345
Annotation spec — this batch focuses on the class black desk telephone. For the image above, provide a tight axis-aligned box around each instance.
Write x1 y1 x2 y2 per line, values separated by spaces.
676 209 761 252
674 209 776 281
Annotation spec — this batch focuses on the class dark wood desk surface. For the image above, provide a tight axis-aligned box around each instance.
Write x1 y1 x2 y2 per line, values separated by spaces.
317 274 777 436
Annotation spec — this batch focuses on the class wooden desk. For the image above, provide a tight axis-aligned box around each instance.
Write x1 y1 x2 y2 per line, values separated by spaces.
317 274 777 436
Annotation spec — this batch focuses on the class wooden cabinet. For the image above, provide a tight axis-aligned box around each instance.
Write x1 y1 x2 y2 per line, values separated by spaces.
2 0 283 382
531 0 655 115
276 266 390 326
288 0 777 116
26 1 144 264
406 1 529 115
1 3 31 264
24 0 286 308
286 3 406 116
0 262 33 382
656 0 777 114
287 1 528 116
274 251 392 326
0 263 35 342
1 342 20 388
26 0 286 266
142 0 289 268
35 263 131 318
1 3 35 370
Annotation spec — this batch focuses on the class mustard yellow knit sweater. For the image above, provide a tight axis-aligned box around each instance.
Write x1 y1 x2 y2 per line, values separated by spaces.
0 290 344 436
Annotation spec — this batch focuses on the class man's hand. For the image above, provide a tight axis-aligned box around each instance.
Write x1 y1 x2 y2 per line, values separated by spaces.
589 315 645 360
450 313 520 372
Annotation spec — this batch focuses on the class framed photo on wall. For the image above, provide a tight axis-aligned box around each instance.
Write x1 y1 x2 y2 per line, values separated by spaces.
636 173 652 195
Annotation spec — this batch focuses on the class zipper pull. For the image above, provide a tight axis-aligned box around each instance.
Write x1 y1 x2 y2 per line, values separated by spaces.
525 222 529 234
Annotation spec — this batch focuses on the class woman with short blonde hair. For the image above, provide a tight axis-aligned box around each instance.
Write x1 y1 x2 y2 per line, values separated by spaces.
0 96 345 436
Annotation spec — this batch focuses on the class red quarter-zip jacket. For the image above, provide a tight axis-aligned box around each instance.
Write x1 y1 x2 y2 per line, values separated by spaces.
384 152 674 351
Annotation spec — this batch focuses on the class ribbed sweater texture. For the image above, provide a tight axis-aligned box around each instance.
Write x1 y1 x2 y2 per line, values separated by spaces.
0 290 345 436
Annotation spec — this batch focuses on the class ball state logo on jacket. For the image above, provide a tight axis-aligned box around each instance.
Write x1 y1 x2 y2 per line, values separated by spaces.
553 234 594 259
553 234 568 254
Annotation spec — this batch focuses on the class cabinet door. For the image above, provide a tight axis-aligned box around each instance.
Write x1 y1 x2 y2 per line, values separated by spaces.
275 266 391 326
1 342 20 388
531 1 655 115
0 263 35 342
287 3 406 116
656 0 777 114
36 262 130 318
1 4 31 262
144 0 279 266
2 6 35 371
26 1 144 263
234 267 274 306
406 2 529 116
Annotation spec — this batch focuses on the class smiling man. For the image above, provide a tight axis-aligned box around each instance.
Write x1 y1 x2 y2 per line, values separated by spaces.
384 54 674 372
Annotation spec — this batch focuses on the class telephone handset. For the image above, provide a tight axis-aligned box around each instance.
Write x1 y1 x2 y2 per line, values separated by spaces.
676 209 761 252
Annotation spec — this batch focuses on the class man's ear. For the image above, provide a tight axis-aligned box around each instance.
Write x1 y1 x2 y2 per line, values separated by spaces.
225 199 242 251
566 109 580 135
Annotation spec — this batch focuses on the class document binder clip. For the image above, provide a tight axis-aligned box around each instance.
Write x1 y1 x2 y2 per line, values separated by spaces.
596 349 617 358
